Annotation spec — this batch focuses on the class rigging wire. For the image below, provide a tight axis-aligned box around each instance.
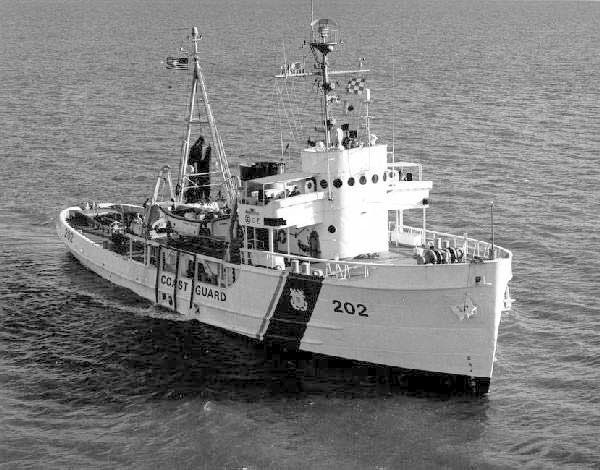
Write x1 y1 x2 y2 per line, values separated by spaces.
281 81 301 142
278 85 299 150
283 79 302 138
268 83 296 160
392 41 396 163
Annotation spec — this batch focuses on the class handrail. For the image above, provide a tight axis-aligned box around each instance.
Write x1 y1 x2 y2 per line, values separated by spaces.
239 190 323 207
387 160 423 181
239 225 511 281
240 248 372 279
388 224 511 259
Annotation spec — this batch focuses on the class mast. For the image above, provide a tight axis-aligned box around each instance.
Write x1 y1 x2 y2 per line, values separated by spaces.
309 19 338 148
177 27 236 206
490 201 495 259
274 14 369 150
178 31 198 201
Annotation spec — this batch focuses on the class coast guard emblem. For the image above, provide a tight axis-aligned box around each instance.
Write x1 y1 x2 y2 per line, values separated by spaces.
263 273 324 350
289 288 308 312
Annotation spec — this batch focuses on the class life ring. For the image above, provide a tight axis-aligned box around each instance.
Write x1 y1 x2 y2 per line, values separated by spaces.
277 229 287 245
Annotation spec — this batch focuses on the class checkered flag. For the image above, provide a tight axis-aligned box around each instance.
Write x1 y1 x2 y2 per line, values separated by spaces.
346 77 366 94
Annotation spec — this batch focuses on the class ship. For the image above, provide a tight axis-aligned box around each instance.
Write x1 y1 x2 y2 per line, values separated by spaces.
57 19 513 394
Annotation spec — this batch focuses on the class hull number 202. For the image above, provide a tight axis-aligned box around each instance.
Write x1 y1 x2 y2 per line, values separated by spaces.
333 300 368 317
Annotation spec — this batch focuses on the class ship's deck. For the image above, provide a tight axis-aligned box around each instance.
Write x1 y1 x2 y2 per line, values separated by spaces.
68 217 420 266
65 206 510 281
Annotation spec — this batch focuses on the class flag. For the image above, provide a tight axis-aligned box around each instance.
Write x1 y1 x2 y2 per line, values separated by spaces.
346 77 366 94
165 56 189 70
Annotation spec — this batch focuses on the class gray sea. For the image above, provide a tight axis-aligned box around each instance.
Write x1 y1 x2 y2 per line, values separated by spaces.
1 0 599 468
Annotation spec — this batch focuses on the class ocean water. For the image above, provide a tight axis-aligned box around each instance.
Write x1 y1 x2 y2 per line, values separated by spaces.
1 0 599 468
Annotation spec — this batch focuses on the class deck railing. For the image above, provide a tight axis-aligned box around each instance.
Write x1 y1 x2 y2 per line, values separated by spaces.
240 225 511 281
68 209 509 286
240 248 371 279
388 223 511 259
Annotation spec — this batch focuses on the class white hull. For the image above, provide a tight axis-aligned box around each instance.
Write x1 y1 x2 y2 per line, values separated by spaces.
58 206 512 380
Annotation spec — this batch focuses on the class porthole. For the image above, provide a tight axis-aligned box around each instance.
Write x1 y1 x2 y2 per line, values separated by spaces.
388 171 394 178
320 179 328 189
333 178 342 188
348 177 355 186
372 174 379 184
383 172 387 182
359 175 367 185
328 225 336 233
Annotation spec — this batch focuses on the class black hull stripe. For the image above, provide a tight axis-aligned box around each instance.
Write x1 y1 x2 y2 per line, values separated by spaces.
263 272 324 351
258 272 288 339
154 246 162 304
173 250 180 312
189 254 196 310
